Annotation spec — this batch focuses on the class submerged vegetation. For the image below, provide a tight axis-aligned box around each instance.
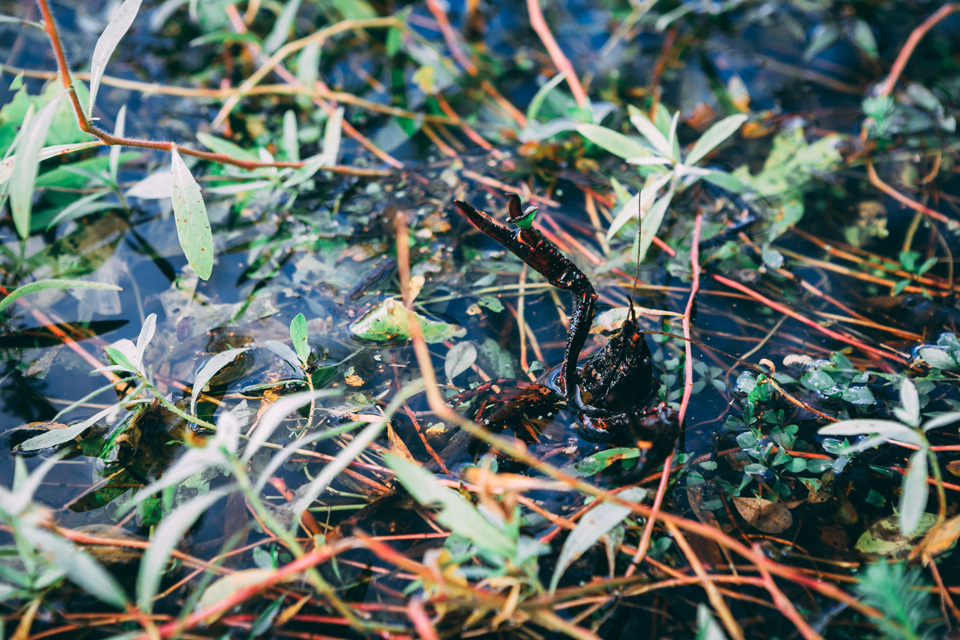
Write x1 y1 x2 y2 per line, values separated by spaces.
1 0 960 638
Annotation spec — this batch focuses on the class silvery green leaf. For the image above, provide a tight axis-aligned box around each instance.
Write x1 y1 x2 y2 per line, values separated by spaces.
31 528 128 609
0 141 103 188
88 0 142 114
628 105 672 158
190 347 250 415
126 170 172 199
320 106 344 165
685 114 748 167
577 123 652 160
282 110 299 162
170 147 214 280
922 411 960 433
549 488 646 594
526 73 566 122
264 339 302 372
899 379 920 427
11 96 61 238
18 405 117 452
241 390 333 462
109 104 126 182
0 278 122 316
900 449 929 536
818 419 923 446
137 489 229 612
263 0 303 54
135 313 157 365
696 603 728 640
1 452 64 515
637 190 672 265
668 111 680 161
128 447 223 507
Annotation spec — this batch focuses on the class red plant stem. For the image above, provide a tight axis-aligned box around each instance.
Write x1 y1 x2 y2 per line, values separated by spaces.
129 541 357 640
526 0 587 108
712 274 906 363
754 544 824 640
34 0 391 177
626 213 702 577
407 598 440 640
866 160 953 227
425 0 478 76
876 4 960 98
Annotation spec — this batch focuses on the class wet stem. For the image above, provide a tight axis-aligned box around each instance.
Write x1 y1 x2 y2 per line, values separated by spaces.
130 372 216 431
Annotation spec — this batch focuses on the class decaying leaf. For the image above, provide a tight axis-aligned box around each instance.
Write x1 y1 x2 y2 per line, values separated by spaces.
732 496 793 534
855 513 937 559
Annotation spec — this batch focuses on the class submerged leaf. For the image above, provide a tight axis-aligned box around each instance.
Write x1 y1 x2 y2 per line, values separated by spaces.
445 342 477 382
190 347 251 415
349 298 465 344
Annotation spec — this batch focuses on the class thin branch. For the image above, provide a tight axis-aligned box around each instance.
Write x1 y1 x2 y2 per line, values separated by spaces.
526 0 587 108
876 4 960 97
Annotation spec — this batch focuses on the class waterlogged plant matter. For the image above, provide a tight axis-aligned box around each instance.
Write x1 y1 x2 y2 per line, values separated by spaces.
819 379 960 535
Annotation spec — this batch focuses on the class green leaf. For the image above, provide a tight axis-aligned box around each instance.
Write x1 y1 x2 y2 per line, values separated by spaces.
685 114 748 167
11 96 62 238
385 453 516 559
628 105 673 158
549 488 646 593
527 73 566 123
88 0 143 114
190 347 250 415
445 341 477 382
32 528 128 609
17 405 116 452
637 191 671 265
818 419 923 446
282 110 299 162
170 147 215 280
922 411 960 432
900 449 929 536
320 106 344 165
262 0 303 54
899 379 920 427
0 141 103 188
137 489 229 612
289 313 309 364
918 347 959 371
577 124 651 160
195 132 258 162
0 278 121 316
855 513 936 558
851 19 878 60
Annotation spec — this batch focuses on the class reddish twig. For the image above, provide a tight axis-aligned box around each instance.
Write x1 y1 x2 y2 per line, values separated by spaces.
876 4 960 98
526 0 587 108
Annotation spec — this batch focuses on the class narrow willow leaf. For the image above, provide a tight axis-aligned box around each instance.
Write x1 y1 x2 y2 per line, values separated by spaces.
685 114 748 167
818 419 923 445
385 453 515 558
321 106 344 165
900 449 929 536
88 0 143 114
577 124 651 160
32 528 128 608
135 313 157 364
282 110 300 162
137 489 229 612
289 313 309 364
0 278 121 315
550 487 646 593
190 347 250 414
899 379 920 427
263 0 303 54
527 73 566 122
0 141 103 187
195 132 258 162
18 405 116 452
241 390 333 462
922 411 960 432
627 106 672 158
10 96 61 238
109 104 126 182
445 341 477 382
637 191 671 265
170 147 214 280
